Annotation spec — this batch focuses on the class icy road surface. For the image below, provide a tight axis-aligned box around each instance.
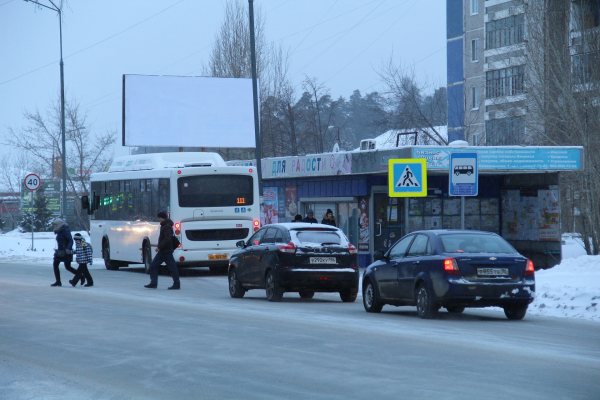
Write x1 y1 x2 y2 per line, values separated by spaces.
1 261 599 400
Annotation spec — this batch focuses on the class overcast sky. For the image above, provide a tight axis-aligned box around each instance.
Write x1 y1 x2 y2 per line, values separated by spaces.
0 0 446 158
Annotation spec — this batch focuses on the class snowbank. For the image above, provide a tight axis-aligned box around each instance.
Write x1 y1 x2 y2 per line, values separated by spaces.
0 230 598 321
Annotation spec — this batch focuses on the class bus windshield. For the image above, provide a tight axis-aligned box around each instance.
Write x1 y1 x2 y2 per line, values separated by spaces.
177 175 254 207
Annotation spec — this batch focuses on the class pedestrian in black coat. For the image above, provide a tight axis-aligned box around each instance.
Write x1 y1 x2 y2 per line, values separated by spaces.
321 209 337 227
302 209 318 223
51 218 77 286
144 211 180 290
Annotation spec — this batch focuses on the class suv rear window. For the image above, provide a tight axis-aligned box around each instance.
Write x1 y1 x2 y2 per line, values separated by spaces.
439 233 517 253
295 230 342 245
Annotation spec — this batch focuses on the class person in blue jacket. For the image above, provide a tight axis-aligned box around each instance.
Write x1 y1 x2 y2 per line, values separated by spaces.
51 217 77 287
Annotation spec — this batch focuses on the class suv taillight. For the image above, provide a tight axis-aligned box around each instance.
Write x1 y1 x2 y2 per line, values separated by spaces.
525 259 534 276
348 243 357 255
278 242 296 253
444 258 460 275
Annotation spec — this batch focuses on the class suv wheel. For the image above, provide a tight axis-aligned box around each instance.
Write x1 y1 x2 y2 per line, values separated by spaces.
504 304 528 320
416 282 439 319
299 291 314 299
265 270 283 302
339 288 358 303
228 268 246 298
363 280 383 313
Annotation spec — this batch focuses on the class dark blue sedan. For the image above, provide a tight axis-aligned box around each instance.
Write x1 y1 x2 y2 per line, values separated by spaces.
362 230 535 320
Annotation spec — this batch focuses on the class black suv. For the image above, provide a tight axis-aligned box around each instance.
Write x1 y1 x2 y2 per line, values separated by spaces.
228 223 359 302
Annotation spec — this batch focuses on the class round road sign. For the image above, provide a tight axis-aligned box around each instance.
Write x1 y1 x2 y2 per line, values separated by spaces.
24 173 41 191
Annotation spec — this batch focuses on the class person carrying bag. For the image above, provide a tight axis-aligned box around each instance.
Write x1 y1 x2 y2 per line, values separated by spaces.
51 218 77 287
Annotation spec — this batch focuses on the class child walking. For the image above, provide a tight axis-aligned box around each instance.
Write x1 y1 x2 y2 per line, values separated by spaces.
69 233 94 287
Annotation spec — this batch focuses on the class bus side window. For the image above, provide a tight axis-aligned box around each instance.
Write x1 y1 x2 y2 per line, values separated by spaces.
158 178 170 217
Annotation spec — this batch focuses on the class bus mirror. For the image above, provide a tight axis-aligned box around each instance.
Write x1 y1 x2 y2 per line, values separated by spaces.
81 196 89 209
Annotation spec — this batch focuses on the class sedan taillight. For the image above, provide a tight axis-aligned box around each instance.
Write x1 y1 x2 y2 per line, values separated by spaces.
444 258 460 275
348 243 357 255
525 259 535 276
278 242 296 253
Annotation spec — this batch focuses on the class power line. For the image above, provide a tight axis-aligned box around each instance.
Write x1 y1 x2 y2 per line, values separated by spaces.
0 0 16 7
290 1 410 56
267 0 292 14
325 0 419 83
289 0 338 56
274 0 381 43
0 0 185 86
293 0 387 76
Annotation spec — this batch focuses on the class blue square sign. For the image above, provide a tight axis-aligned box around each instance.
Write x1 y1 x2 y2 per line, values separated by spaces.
449 152 478 196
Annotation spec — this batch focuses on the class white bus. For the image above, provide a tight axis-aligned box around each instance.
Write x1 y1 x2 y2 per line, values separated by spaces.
84 152 260 274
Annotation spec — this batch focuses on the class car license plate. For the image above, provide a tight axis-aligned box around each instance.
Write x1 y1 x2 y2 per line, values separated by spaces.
209 254 228 260
310 257 336 264
478 268 508 276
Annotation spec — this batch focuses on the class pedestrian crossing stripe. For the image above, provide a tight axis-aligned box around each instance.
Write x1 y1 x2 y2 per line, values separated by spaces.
388 158 427 197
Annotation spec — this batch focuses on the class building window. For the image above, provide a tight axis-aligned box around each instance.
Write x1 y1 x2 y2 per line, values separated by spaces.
472 86 480 109
572 51 600 84
471 38 479 62
471 0 479 15
485 117 525 145
471 133 481 146
486 66 525 99
485 14 524 50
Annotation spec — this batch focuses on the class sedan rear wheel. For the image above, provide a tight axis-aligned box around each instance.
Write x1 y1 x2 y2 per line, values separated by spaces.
446 305 465 314
416 283 439 319
299 291 314 299
228 268 246 298
504 304 528 320
363 280 383 313
265 270 283 302
339 288 358 303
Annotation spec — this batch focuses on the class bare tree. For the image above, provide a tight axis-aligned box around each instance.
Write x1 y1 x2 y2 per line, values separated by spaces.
7 93 116 230
525 0 600 253
297 76 338 154
203 0 267 81
378 57 448 145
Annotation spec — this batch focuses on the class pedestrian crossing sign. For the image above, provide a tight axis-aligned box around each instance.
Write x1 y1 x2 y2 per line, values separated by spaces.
388 159 427 197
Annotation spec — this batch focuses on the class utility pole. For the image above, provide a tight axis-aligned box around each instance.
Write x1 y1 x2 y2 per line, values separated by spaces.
24 0 67 219
248 0 262 193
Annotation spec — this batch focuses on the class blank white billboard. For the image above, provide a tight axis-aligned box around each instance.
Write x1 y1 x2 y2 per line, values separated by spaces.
123 75 257 148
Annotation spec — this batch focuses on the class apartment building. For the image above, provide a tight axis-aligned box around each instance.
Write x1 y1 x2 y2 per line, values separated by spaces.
447 0 599 146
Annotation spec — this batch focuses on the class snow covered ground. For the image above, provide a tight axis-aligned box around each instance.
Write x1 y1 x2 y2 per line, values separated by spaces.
0 229 598 321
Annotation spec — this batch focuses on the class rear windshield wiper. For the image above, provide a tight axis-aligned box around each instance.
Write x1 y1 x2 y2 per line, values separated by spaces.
321 242 340 246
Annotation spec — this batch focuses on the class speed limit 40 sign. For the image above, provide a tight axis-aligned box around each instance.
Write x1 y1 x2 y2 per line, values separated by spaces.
24 173 41 191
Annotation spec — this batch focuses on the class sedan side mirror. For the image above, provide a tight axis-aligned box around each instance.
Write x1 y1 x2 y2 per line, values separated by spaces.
236 240 246 248
374 251 385 261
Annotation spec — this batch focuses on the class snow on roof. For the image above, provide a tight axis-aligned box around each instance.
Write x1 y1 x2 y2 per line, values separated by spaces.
356 126 448 150
107 152 227 172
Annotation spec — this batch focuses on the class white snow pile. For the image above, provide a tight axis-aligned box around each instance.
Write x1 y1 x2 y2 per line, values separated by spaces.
0 230 598 321
0 229 101 264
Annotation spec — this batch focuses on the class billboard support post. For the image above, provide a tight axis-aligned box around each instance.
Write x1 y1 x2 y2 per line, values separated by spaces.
249 0 262 193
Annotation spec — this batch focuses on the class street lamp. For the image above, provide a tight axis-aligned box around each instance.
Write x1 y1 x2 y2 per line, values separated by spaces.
24 0 67 219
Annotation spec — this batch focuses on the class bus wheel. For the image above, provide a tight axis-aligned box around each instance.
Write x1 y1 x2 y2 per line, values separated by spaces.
143 243 152 274
103 240 119 271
